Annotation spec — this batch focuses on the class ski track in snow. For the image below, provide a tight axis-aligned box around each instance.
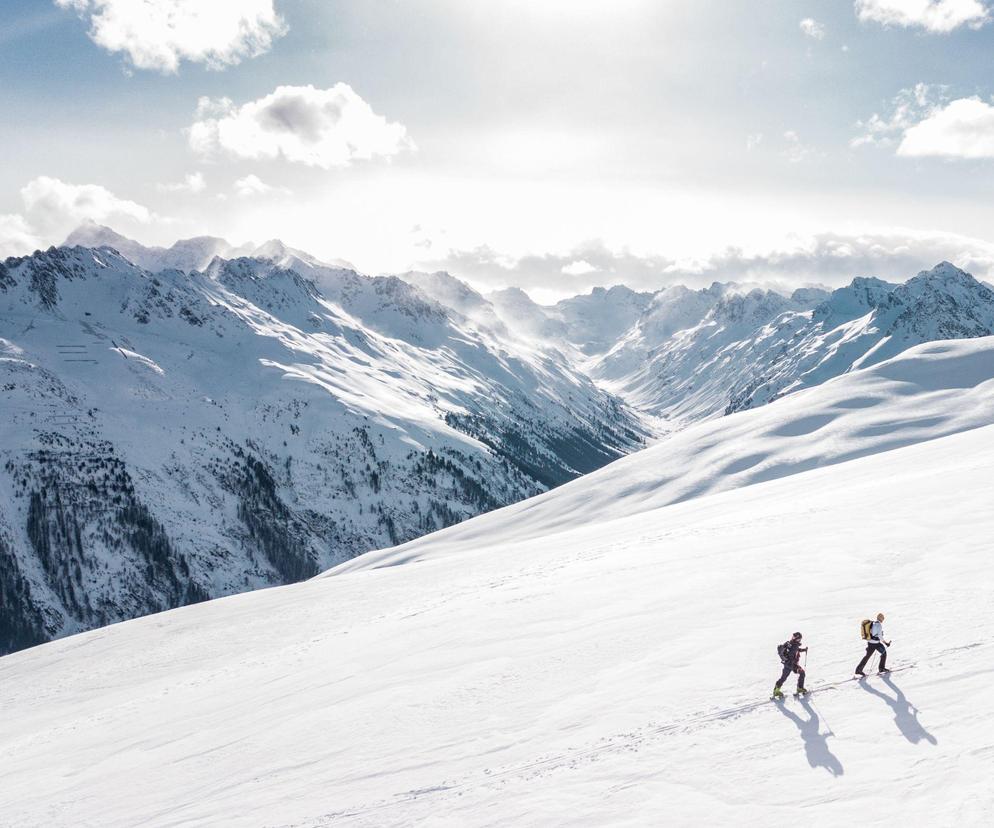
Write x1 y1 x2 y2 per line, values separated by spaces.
294 645 991 826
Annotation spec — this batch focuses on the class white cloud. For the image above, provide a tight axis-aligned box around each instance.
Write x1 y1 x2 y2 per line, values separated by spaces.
188 84 413 169
898 97 994 157
54 0 287 73
2 177 154 258
852 83 947 148
561 259 597 275
20 176 153 239
0 214 44 259
800 18 826 39
422 230 994 295
157 171 206 194
234 174 284 197
746 133 763 151
782 130 821 163
854 0 989 33
853 85 994 158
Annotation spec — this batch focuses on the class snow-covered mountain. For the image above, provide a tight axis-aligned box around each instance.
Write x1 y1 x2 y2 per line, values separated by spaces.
0 244 648 655
521 264 994 424
5 226 994 657
2 336 993 826
551 284 657 355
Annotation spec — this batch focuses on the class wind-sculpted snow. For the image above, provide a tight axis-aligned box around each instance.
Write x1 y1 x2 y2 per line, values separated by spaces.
334 336 994 571
0 245 647 654
1 353 992 825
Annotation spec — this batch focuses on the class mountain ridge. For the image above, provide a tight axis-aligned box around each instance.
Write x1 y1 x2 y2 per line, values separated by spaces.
0 243 648 654
5 227 994 655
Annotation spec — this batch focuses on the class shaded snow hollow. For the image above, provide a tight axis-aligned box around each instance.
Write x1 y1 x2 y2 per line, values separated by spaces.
1 336 993 825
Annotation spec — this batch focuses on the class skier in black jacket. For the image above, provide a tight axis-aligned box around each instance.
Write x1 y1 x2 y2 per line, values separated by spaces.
773 631 808 699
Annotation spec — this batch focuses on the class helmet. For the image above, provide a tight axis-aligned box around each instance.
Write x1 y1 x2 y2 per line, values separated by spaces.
792 631 803 640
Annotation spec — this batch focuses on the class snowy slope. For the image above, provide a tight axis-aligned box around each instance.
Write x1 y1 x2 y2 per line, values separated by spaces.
335 336 994 570
0 245 647 654
1 338 993 826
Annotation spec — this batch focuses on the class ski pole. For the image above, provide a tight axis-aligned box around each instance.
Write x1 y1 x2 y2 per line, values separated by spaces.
809 697 836 738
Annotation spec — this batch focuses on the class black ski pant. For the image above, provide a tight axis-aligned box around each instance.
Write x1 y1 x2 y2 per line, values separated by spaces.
775 661 805 690
856 642 887 673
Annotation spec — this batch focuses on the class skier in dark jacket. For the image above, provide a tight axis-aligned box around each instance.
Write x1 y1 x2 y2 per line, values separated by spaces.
855 612 891 677
773 631 808 699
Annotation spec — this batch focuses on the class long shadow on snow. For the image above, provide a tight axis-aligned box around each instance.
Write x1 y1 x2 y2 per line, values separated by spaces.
774 697 844 776
859 675 937 745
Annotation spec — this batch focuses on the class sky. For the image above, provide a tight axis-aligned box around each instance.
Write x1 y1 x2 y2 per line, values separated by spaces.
5 0 994 298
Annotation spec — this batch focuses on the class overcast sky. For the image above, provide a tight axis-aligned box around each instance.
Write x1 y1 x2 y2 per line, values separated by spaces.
5 1 994 297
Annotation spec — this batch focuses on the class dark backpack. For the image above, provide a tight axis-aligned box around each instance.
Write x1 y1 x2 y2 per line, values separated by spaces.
777 641 790 663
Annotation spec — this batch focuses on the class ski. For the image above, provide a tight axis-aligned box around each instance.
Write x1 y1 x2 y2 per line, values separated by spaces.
770 663 915 701
853 667 907 680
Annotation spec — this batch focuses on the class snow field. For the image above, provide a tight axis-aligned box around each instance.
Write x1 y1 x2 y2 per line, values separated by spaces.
1 409 993 825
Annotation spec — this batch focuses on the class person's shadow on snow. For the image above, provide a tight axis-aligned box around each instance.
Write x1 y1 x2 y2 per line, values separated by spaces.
859 675 937 745
775 697 844 776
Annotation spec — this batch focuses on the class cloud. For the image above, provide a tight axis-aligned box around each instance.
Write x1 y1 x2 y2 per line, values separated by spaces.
421 231 994 296
2 177 153 258
157 171 206 193
800 18 826 39
11 176 154 250
852 83 947 148
898 97 994 157
782 130 821 163
852 84 994 158
561 259 597 276
188 84 414 168
54 0 287 73
854 0 989 33
0 214 44 259
21 176 152 234
233 173 285 197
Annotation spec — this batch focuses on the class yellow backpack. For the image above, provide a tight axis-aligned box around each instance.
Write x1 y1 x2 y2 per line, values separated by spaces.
860 619 873 640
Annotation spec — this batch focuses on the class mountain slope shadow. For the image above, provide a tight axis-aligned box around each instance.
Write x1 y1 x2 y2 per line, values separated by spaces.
859 675 938 745
775 697 845 776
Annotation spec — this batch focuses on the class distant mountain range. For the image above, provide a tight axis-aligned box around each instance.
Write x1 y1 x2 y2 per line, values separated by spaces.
2 224 993 654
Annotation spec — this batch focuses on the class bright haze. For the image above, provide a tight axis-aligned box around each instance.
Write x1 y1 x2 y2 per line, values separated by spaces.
5 0 994 299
